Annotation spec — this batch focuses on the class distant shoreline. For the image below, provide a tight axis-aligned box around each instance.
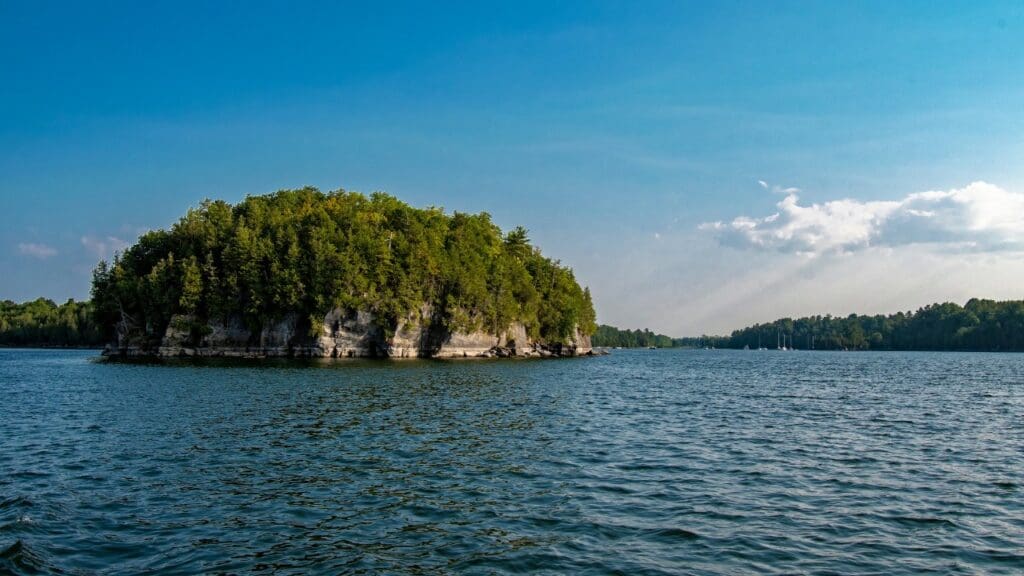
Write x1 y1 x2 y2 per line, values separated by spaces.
0 345 103 350
598 346 1024 353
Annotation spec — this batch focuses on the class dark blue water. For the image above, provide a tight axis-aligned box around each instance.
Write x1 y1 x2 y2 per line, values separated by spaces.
2 349 1023 574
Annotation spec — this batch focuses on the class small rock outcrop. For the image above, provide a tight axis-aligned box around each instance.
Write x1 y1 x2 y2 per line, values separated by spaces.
106 306 592 359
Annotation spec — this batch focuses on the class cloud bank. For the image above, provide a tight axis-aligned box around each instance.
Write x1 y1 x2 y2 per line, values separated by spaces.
81 235 129 260
17 243 58 259
700 181 1024 255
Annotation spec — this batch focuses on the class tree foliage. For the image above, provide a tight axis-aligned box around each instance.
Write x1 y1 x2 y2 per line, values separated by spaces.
591 325 675 348
718 299 1024 351
0 298 103 347
596 299 1024 352
90 188 596 345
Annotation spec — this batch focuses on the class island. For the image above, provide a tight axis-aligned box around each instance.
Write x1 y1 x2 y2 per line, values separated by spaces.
90 188 597 359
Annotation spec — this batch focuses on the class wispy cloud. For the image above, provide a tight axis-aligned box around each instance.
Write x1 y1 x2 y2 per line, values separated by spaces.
757 180 800 195
81 235 129 260
700 181 1024 255
17 242 57 259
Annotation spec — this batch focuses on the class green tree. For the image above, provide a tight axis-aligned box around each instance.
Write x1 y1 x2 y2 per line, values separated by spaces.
179 255 203 314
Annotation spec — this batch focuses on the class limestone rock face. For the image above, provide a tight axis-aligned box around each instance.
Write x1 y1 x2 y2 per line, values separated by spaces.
104 307 593 360
317 309 387 358
503 322 531 356
259 313 301 355
205 316 253 350
157 317 194 357
434 330 500 358
567 326 594 356
388 306 444 358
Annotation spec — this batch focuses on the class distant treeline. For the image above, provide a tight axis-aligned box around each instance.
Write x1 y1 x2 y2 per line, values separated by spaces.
0 298 104 347
591 325 676 348
721 299 1024 351
594 298 1024 352
591 324 721 348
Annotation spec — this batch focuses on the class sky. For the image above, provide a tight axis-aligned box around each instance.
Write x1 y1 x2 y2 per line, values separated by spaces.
3 1 1024 335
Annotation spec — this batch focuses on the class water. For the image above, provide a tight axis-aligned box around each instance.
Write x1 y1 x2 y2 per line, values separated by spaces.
1 349 1023 575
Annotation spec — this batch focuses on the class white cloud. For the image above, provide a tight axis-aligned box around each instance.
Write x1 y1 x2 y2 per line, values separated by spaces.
81 235 129 260
755 180 801 195
583 227 1024 336
17 242 57 259
701 181 1024 255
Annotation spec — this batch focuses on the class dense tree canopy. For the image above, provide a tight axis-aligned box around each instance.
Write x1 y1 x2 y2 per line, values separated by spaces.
720 301 1024 350
718 299 1024 351
594 299 1024 352
591 325 674 348
90 188 596 347
0 298 103 347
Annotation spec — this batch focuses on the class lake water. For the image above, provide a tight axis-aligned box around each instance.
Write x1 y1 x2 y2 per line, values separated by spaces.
1 348 1023 574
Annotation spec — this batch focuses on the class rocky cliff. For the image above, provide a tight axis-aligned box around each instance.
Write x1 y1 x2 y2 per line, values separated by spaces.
106 307 592 359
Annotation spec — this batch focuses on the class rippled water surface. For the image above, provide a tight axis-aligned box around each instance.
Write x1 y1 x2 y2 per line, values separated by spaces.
2 349 1024 574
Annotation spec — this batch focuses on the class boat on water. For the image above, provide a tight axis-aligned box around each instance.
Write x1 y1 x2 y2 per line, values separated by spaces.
777 330 787 351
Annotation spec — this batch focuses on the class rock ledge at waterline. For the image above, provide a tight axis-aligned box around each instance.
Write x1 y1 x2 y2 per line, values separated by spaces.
104 307 594 359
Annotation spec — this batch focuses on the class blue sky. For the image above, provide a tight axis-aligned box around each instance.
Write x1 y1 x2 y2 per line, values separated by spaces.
3 1 1024 334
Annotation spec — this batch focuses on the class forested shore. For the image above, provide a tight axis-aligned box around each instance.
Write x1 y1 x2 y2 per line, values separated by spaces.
591 325 675 348
594 299 1024 352
0 299 103 348
716 299 1024 351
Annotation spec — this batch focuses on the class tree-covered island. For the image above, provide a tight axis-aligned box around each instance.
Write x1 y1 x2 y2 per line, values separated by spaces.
89 187 597 358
